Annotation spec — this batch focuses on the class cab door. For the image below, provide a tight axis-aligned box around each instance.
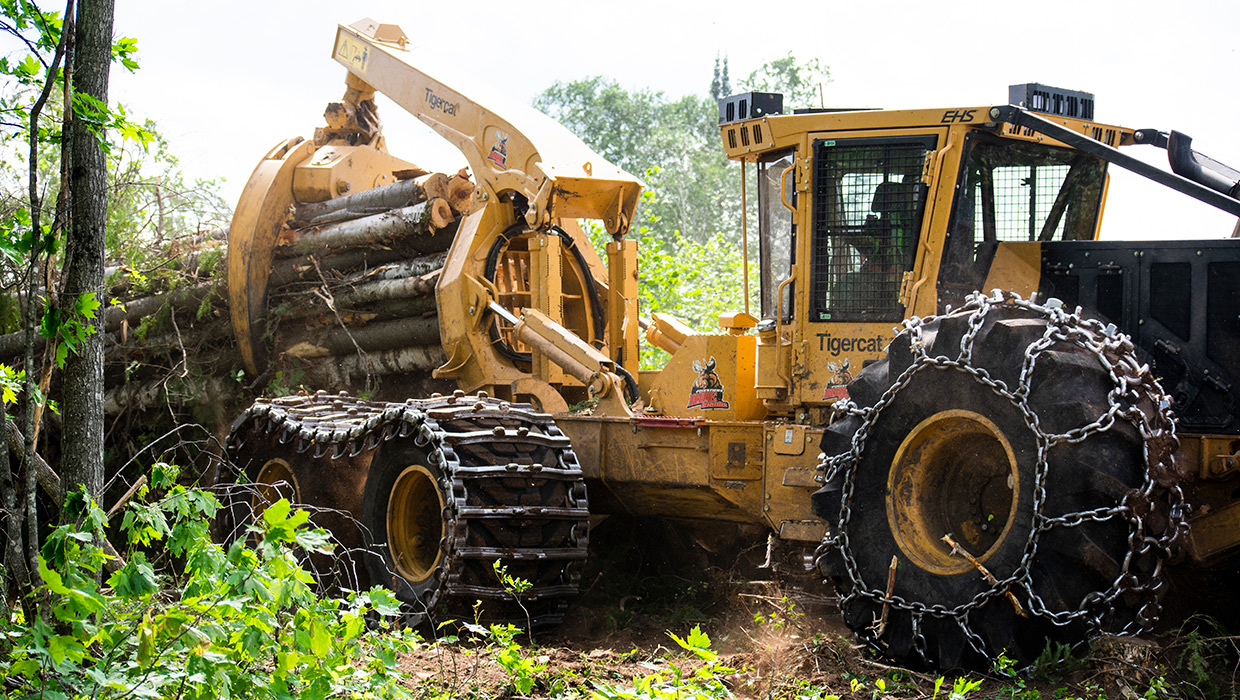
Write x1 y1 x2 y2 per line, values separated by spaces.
794 132 943 407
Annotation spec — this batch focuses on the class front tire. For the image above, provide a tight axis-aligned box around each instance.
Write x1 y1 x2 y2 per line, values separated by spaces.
813 293 1184 669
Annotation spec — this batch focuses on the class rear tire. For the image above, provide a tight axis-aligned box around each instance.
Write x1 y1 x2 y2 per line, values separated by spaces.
813 294 1183 669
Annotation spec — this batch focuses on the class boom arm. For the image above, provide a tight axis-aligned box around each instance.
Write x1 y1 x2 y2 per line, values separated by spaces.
332 19 642 235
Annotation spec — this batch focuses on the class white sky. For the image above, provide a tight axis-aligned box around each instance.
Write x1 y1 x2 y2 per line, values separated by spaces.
99 0 1240 239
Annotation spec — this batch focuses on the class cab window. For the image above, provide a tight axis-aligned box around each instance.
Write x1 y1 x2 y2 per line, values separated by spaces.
757 150 796 320
939 136 1106 308
809 136 934 322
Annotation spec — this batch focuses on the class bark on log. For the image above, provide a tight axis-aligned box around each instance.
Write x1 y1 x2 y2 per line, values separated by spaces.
6 420 63 507
291 177 426 228
341 298 438 320
276 199 455 257
303 344 446 386
338 274 437 305
282 316 441 357
102 281 218 334
0 281 222 362
268 247 412 289
103 377 235 416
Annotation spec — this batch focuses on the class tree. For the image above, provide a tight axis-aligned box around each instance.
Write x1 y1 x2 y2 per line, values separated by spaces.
709 54 731 101
533 77 737 245
60 0 114 500
534 53 831 347
0 0 143 597
0 0 76 593
740 53 831 110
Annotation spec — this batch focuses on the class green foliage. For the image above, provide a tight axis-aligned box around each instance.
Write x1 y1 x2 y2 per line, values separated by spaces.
632 223 749 368
102 126 230 277
263 367 306 397
535 78 735 244
538 54 829 369
0 479 421 699
591 625 734 699
489 622 545 696
584 194 754 370
38 290 100 368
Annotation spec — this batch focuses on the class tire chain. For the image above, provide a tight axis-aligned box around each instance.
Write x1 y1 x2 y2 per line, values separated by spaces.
814 290 1189 665
225 388 590 627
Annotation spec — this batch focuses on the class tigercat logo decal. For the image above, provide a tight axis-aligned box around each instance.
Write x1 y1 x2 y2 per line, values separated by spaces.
823 358 852 401
687 356 730 410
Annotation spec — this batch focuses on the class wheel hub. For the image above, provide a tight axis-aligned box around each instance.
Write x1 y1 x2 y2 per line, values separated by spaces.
387 464 445 583
886 409 1019 575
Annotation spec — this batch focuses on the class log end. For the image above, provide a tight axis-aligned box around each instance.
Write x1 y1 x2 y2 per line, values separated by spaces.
428 198 455 230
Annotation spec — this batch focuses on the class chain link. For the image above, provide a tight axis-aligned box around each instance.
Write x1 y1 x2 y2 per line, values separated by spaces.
816 291 1186 661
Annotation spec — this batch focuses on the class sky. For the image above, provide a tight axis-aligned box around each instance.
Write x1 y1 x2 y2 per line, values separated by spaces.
100 0 1240 239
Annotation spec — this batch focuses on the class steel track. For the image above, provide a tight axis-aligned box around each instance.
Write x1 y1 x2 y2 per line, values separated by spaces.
225 389 590 627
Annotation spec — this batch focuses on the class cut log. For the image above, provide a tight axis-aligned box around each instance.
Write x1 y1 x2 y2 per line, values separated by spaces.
281 315 441 357
445 169 476 215
268 248 411 289
102 281 218 335
338 274 437 305
276 199 456 257
291 176 426 228
303 344 446 386
0 280 222 361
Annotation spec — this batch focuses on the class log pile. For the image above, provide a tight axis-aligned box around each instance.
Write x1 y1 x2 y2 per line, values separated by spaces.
0 168 476 447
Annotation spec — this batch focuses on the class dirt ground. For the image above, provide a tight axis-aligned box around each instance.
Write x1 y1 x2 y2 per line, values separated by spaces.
395 517 1240 699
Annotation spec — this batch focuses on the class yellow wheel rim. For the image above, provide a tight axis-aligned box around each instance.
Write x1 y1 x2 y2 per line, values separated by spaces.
252 458 299 512
886 410 1019 575
387 465 445 583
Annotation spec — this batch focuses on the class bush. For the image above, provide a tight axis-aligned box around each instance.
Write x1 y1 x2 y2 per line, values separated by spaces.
0 465 419 699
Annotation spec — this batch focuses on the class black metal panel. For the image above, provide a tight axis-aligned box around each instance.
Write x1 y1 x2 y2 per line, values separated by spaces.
1008 83 1095 120
718 92 783 125
1040 239 1240 434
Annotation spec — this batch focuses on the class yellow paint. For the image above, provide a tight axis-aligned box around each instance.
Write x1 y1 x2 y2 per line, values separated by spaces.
228 137 315 374
983 242 1043 298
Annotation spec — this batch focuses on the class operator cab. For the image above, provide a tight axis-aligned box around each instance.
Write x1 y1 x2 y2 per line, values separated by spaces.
720 83 1240 421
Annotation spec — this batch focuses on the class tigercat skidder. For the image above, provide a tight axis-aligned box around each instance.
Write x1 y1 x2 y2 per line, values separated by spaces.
223 19 1240 669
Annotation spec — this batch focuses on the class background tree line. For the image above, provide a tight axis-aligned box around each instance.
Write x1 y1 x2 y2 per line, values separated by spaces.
534 54 828 365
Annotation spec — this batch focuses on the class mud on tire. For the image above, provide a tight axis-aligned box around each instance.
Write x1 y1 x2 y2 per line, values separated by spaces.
812 292 1185 669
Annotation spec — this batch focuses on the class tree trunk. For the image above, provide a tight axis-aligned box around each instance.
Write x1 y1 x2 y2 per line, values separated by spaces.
60 0 114 500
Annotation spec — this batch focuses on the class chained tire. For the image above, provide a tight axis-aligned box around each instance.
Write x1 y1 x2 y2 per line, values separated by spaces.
812 293 1185 670
226 390 590 630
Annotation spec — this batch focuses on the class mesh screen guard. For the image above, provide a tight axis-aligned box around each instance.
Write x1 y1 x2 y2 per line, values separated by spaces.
810 137 934 322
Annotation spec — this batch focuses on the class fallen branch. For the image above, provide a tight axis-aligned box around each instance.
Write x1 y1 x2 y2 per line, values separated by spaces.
106 474 147 521
942 533 1026 617
869 555 898 637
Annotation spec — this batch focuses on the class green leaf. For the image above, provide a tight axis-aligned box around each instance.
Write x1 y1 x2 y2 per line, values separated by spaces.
108 552 158 599
293 527 332 553
38 557 71 596
48 634 85 667
73 291 101 318
308 619 329 657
